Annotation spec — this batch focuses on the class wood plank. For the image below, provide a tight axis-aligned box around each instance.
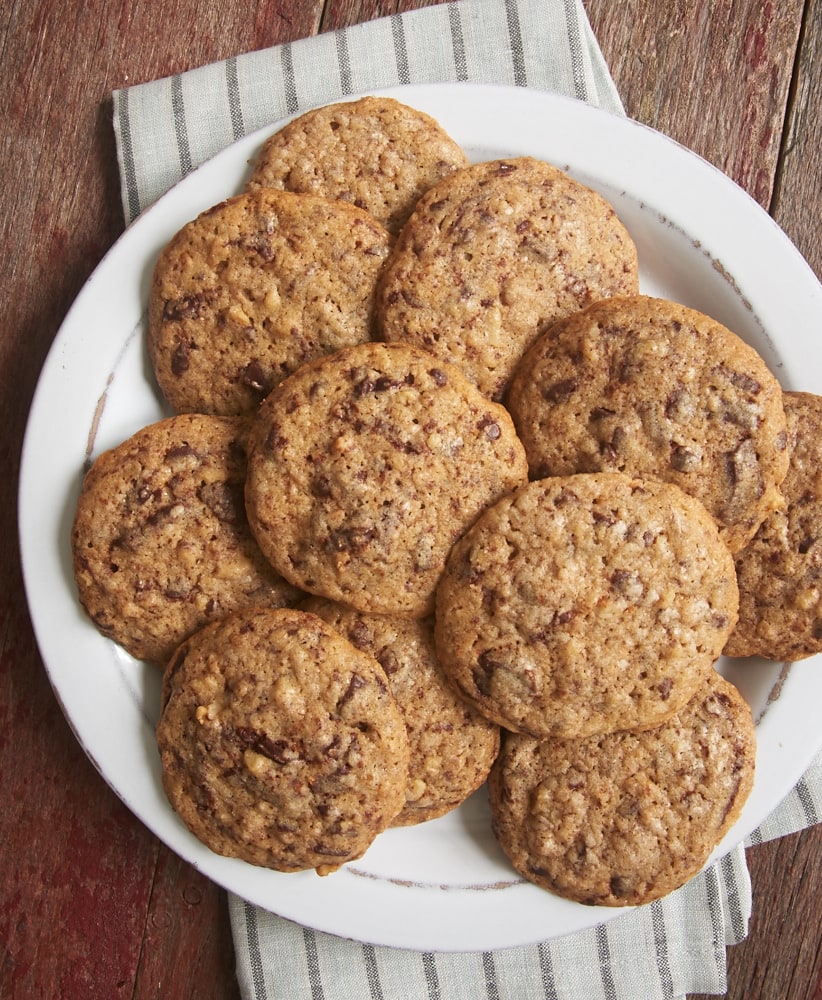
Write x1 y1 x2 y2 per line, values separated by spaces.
706 2 822 998
0 631 159 998
771 0 822 279
2 1 819 998
133 849 241 1000
0 2 323 997
586 0 804 209
320 0 446 30
717 827 822 1000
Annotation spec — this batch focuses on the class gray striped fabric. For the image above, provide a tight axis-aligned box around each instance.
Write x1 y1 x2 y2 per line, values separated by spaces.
112 0 622 225
227 847 751 1000
110 1 822 997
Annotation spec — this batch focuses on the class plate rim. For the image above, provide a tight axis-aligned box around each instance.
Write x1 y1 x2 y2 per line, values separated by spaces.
18 81 822 952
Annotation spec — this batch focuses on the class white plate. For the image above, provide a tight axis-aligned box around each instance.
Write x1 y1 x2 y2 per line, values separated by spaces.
19 83 822 952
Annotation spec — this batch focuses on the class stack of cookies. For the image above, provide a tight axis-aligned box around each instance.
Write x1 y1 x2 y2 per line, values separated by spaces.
71 96 822 907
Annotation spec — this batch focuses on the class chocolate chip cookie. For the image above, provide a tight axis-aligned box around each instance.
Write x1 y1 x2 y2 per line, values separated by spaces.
148 188 392 416
434 473 739 739
725 391 822 660
157 607 410 874
507 295 789 553
304 597 500 826
245 341 528 618
246 96 469 235
488 671 756 906
71 414 299 664
377 157 639 400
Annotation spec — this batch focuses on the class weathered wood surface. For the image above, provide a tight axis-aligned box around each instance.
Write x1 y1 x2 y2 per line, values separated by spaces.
1 1 819 997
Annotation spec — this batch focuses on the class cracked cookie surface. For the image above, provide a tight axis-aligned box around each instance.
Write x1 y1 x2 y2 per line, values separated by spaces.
506 294 789 554
246 96 469 236
488 671 756 906
148 188 392 416
157 607 410 874
71 414 299 664
377 157 639 400
725 390 822 660
245 341 528 618
434 473 739 739
305 598 500 826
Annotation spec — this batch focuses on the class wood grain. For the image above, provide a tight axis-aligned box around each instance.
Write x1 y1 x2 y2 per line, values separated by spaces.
1 4 322 997
587 0 804 208
1 2 820 998
771 0 822 278
718 828 822 1000
321 0 445 26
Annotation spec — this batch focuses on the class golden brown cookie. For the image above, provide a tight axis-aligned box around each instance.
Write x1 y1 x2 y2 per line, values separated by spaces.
377 157 639 400
434 473 739 739
246 96 469 235
304 597 500 826
71 414 299 664
156 607 410 874
245 341 528 618
506 295 789 554
148 188 392 416
488 671 756 906
725 391 822 660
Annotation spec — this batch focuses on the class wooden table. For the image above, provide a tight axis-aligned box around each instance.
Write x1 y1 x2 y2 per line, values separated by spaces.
2 2 820 997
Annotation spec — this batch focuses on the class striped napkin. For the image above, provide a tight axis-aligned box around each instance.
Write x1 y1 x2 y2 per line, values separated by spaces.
111 1 822 997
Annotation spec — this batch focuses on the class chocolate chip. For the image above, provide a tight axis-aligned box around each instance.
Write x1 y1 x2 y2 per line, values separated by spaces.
542 378 579 403
329 526 379 553
199 481 243 524
609 875 632 898
232 727 298 764
337 673 367 710
171 340 192 376
670 443 700 472
163 294 205 322
473 650 504 695
655 677 673 700
725 369 762 395
240 360 268 393
164 444 197 463
478 415 501 440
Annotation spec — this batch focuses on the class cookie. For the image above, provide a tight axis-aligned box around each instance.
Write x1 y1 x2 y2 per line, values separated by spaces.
156 607 409 874
246 96 469 235
148 188 392 416
725 391 822 660
377 157 639 400
434 473 739 739
245 341 528 618
71 414 299 664
304 597 500 826
506 295 789 554
488 671 756 906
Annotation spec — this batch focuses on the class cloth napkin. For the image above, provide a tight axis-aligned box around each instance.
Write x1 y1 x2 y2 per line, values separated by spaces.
111 1 822 996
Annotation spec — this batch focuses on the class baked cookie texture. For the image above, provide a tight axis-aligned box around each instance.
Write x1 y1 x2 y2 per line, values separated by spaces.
71 414 299 665
434 473 739 739
506 295 789 554
156 607 410 874
488 671 756 907
304 598 500 826
245 341 529 618
246 96 469 235
148 188 392 416
725 391 822 660
377 156 639 400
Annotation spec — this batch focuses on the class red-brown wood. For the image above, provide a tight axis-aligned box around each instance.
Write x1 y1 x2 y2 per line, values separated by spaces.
1 2 820 998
